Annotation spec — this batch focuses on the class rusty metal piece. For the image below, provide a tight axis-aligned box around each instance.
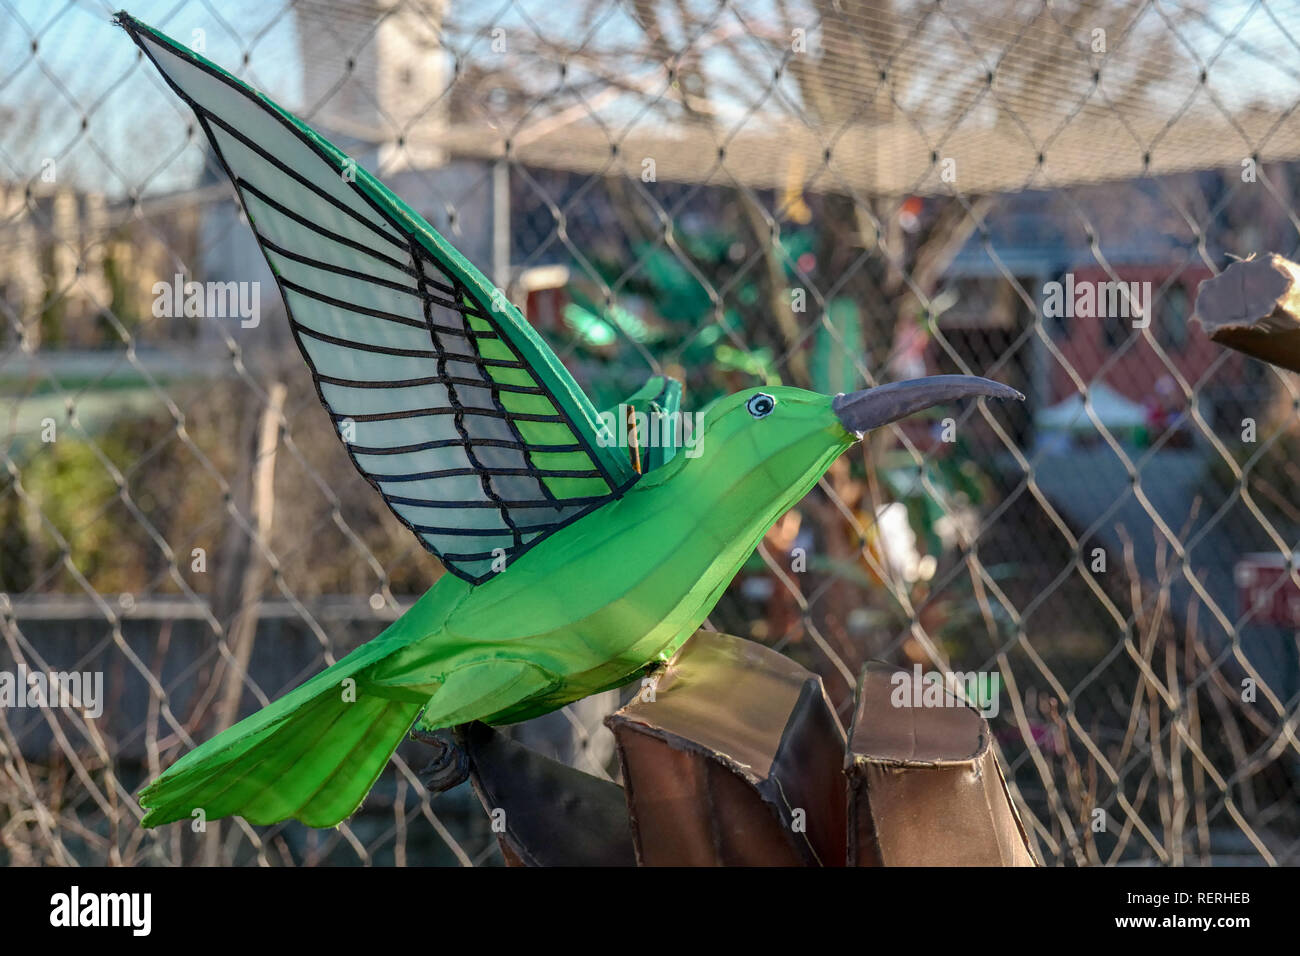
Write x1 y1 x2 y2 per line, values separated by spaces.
846 661 1037 866
460 720 636 867
1194 253 1300 373
606 630 847 866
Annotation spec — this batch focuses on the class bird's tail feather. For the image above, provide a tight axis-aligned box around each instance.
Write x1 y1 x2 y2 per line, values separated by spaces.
139 662 423 829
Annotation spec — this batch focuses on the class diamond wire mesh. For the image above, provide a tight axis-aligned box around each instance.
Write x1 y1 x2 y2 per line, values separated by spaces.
2 0 1300 866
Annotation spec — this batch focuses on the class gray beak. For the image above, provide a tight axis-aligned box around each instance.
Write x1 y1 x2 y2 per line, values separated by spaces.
833 375 1025 437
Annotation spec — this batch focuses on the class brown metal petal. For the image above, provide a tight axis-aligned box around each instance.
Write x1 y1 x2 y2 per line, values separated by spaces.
606 630 847 866
846 661 1038 866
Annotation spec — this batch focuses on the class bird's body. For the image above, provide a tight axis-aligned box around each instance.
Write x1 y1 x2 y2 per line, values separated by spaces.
142 388 852 827
116 10 1019 830
370 387 851 726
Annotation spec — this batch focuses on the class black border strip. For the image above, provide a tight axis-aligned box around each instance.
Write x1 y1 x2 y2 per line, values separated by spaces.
316 372 543 395
369 466 602 483
332 407 567 424
292 320 522 365
413 244 524 550
348 437 581 456
385 493 611 509
236 177 414 277
410 522 578 536
445 273 564 513
259 232 425 297
282 276 491 338
201 108 403 250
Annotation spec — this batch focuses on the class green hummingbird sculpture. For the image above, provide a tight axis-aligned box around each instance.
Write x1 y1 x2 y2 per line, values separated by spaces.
117 12 1022 829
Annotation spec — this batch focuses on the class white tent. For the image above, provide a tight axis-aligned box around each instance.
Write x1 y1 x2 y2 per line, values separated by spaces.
1036 383 1148 432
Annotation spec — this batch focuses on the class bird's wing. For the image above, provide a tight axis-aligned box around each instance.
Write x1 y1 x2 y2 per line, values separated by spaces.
642 375 683 470
118 13 636 584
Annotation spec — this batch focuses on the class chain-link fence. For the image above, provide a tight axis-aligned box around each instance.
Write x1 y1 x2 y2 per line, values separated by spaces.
3 0 1300 866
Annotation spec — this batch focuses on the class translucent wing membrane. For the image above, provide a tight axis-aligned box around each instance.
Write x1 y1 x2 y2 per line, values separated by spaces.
119 13 635 583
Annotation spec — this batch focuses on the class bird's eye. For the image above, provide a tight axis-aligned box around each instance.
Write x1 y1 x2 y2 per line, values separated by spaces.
746 393 776 418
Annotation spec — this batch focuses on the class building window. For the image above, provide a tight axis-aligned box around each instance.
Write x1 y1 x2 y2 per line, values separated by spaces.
1103 308 1130 349
1044 274 1070 340
1159 283 1189 350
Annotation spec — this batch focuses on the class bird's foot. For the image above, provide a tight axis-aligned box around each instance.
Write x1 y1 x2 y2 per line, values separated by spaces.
410 727 470 793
